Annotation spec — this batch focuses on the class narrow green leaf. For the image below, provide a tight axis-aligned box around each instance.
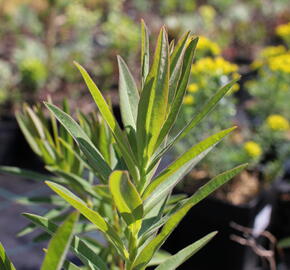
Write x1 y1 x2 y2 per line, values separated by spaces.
0 243 16 270
117 55 139 131
169 39 175 54
141 19 149 88
16 112 41 155
45 103 112 182
133 164 247 269
168 31 191 105
52 170 99 199
143 127 236 212
41 212 79 270
0 166 59 182
25 105 46 139
93 185 112 202
37 138 56 165
18 206 68 237
155 38 198 150
149 78 240 171
170 32 190 74
46 181 108 232
58 138 91 170
95 116 112 165
47 96 61 153
148 250 171 266
74 62 139 183
137 26 170 166
46 181 128 259
17 195 67 206
155 232 217 270
23 213 109 270
63 260 81 270
109 171 143 233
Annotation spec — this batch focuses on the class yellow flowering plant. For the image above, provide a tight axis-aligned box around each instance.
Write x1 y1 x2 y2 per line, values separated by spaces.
247 46 290 121
246 42 290 181
251 114 290 182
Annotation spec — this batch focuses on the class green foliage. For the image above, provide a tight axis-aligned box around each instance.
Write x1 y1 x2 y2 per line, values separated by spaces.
0 22 245 269
0 243 16 270
41 212 79 270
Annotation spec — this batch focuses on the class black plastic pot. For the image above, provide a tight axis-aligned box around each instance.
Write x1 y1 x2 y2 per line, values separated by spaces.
0 118 19 165
0 117 43 170
162 189 273 270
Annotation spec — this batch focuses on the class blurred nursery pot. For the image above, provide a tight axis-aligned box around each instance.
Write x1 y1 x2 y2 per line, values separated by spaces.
0 117 19 165
0 115 45 170
163 166 274 270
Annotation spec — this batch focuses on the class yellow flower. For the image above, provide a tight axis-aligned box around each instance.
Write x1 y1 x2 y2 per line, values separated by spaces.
183 95 195 105
276 22 290 38
266 115 289 131
191 56 238 75
196 36 221 56
260 45 287 59
268 53 290 73
188 83 198 93
244 141 262 158
252 46 288 70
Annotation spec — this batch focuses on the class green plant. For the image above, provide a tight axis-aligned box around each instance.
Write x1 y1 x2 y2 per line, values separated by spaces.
0 22 246 269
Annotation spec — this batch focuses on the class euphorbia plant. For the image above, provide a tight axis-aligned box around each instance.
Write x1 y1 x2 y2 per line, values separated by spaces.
0 21 246 270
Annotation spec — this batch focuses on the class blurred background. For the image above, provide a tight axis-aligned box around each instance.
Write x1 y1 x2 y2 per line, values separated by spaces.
0 0 290 269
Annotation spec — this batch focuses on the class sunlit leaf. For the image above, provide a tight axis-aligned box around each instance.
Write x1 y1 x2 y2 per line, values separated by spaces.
155 232 216 270
109 171 143 234
117 55 139 131
141 19 149 88
46 181 128 259
137 26 170 168
45 103 112 182
74 62 139 183
41 212 79 270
